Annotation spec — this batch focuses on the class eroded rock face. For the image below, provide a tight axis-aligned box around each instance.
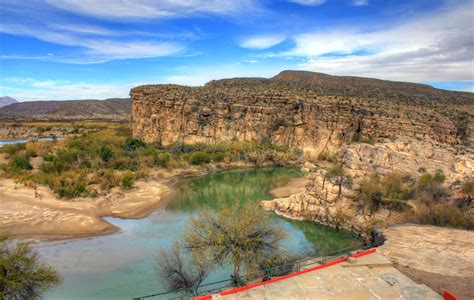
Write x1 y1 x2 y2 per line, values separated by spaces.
261 138 473 236
339 138 474 183
130 72 472 157
262 169 401 237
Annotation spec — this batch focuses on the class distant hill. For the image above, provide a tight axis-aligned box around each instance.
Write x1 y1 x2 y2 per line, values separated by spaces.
0 98 130 121
0 96 18 108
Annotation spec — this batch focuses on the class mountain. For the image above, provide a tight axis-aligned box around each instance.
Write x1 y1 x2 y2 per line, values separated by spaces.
0 98 130 121
130 70 474 152
0 96 18 108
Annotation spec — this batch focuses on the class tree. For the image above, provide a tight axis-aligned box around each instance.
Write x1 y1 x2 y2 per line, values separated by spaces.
156 245 207 296
324 165 353 199
181 203 287 284
0 238 61 300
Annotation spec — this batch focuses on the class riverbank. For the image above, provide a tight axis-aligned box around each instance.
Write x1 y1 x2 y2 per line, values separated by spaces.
0 166 206 240
0 161 279 240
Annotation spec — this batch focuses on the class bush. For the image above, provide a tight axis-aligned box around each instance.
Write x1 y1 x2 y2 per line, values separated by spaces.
10 156 32 171
416 170 447 201
56 174 87 198
123 138 146 151
2 143 26 157
359 137 375 145
359 179 383 213
189 152 211 165
121 171 135 189
462 179 474 195
98 145 113 162
408 199 474 230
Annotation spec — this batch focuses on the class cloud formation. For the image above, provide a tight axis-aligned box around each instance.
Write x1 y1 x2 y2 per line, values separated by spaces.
239 35 286 49
46 0 260 20
281 3 474 82
351 0 368 6
288 0 326 6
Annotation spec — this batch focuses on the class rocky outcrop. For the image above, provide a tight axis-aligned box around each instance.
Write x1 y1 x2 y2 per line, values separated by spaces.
130 71 473 158
339 138 474 183
262 169 402 237
261 138 473 236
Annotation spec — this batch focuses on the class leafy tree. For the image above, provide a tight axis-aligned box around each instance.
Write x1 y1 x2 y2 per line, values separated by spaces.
0 238 61 300
156 245 208 296
181 203 287 284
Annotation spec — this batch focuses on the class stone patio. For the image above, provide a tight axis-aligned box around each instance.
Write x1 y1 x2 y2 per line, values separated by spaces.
214 250 442 300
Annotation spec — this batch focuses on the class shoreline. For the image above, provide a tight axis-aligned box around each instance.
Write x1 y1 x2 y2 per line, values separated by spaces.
0 161 293 241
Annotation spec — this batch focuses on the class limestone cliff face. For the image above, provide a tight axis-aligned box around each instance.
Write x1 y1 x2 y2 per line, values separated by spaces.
261 138 474 236
261 170 400 237
130 71 472 157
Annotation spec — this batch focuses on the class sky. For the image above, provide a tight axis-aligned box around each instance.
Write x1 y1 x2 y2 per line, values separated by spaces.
0 0 473 101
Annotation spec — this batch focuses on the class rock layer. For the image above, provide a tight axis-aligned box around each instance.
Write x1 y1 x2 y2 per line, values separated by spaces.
130 71 473 157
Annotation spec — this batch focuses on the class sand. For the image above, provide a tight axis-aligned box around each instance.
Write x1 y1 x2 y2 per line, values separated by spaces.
0 166 209 240
269 177 308 198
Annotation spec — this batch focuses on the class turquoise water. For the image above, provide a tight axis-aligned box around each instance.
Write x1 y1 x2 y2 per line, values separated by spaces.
39 168 359 300
0 137 61 147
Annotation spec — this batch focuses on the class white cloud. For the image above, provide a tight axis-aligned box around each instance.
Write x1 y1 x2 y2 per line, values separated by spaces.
239 35 286 49
288 0 326 6
0 22 184 63
351 0 368 6
6 80 137 101
46 0 260 20
280 3 474 82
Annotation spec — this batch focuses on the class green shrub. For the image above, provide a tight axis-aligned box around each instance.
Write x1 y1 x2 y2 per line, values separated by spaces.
358 179 383 212
98 145 113 162
2 143 26 157
153 152 170 167
462 179 474 195
10 156 32 171
121 171 135 189
359 137 375 145
190 152 211 165
408 199 474 230
123 138 146 151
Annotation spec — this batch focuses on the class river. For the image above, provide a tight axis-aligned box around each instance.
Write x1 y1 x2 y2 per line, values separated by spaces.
38 167 359 300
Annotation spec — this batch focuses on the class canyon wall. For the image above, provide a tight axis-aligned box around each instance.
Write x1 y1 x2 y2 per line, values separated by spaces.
130 71 473 157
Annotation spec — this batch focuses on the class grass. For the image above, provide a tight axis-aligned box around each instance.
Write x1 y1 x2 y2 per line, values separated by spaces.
0 128 297 198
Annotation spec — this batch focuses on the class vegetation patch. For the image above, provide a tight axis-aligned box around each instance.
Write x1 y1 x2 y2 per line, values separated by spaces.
0 129 297 198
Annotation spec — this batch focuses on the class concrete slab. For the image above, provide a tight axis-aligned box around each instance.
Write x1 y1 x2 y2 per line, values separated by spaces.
219 251 443 300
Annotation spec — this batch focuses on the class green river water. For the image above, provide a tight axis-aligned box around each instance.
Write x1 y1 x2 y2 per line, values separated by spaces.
39 167 359 300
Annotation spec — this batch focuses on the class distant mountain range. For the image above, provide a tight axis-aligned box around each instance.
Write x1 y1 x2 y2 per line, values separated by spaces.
0 96 18 108
0 98 130 121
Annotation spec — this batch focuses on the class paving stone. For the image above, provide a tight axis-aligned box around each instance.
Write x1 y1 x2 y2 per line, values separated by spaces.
220 252 442 300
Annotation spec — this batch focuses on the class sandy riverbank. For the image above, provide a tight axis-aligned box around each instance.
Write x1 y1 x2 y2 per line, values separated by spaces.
0 166 210 240
269 177 308 198
0 161 271 240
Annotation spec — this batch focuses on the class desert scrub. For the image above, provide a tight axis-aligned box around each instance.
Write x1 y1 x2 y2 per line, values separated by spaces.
1 129 296 198
358 173 414 212
121 171 135 189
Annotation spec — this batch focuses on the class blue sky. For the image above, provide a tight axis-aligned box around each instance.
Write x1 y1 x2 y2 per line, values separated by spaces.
0 0 473 100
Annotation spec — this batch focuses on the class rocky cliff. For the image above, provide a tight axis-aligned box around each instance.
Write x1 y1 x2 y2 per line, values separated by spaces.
131 71 474 157
262 137 474 237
